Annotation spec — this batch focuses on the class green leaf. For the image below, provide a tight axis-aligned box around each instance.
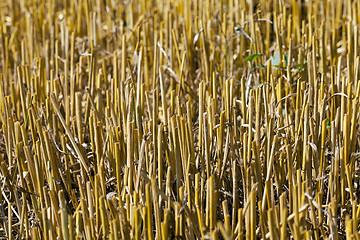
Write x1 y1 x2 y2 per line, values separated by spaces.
284 54 288 67
272 51 280 66
264 51 280 66
245 53 263 62
255 65 266 70
296 60 308 71
264 56 273 66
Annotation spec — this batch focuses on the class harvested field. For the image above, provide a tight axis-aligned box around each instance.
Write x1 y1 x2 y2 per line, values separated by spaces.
0 0 359 239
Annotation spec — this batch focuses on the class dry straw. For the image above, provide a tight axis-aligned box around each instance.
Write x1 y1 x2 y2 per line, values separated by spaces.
0 0 360 239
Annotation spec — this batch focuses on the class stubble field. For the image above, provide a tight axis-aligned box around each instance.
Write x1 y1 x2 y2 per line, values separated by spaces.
0 0 359 239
